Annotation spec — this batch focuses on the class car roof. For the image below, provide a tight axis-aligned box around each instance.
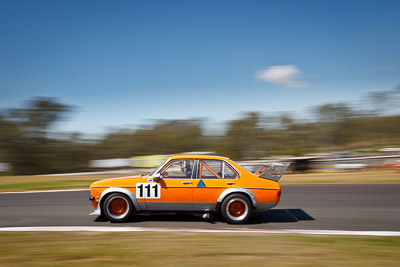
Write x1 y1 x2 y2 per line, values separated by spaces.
168 154 231 161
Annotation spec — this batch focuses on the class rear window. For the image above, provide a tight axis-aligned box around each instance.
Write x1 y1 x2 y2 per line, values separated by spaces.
199 160 238 179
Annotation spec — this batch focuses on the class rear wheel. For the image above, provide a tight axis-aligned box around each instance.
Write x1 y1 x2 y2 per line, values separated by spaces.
103 193 133 223
221 194 251 224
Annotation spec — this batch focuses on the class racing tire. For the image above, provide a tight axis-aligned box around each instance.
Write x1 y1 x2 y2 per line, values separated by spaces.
221 194 252 224
103 193 133 223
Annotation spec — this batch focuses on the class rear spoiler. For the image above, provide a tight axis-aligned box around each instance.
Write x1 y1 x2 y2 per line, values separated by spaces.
257 163 290 182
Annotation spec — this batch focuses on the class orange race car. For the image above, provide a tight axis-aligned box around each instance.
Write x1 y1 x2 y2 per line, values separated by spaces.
89 155 289 224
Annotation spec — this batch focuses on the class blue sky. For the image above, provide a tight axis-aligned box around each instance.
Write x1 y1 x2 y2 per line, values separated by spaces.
1 0 399 134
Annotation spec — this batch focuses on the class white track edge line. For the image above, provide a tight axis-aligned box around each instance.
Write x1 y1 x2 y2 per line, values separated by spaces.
1 188 89 194
0 226 399 236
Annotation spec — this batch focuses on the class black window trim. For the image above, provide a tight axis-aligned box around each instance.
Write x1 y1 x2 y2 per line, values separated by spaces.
197 159 239 180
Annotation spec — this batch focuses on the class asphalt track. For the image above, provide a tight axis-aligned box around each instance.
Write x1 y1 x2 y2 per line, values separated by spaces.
1 184 399 231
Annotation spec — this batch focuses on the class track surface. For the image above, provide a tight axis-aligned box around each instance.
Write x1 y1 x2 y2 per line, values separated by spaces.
1 184 399 231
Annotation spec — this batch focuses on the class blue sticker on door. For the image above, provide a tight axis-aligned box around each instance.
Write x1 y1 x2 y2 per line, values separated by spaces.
197 180 206 187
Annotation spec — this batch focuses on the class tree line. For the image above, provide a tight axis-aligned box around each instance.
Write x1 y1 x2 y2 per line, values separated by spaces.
0 88 399 174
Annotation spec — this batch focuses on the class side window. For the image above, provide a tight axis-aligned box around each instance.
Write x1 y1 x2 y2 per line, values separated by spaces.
200 160 222 179
199 160 238 179
223 163 238 179
160 159 194 179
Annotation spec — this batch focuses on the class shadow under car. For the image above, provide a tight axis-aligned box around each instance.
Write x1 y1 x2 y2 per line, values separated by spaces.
94 208 315 225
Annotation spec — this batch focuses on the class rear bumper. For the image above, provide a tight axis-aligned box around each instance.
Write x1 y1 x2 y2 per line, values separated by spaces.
254 202 278 211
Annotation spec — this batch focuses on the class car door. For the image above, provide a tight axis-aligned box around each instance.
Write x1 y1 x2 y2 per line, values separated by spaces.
145 159 195 211
192 159 239 210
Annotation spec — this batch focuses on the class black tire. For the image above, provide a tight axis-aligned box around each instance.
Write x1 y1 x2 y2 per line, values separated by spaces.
221 193 252 224
102 193 133 223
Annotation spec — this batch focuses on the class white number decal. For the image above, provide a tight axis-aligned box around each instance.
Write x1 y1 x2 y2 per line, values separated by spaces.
136 183 161 199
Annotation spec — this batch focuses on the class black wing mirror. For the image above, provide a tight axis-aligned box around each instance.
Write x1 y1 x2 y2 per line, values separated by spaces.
153 173 161 181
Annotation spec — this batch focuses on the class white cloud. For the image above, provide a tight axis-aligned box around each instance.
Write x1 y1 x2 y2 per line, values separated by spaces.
255 65 308 88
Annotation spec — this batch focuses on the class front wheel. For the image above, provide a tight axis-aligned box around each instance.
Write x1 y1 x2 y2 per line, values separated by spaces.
221 194 252 224
103 193 133 223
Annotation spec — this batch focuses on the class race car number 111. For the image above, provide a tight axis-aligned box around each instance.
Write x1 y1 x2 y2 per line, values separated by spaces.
135 183 161 199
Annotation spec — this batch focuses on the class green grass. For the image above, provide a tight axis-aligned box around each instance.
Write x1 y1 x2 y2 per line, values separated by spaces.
281 170 400 184
0 170 398 192
0 232 399 266
0 180 95 191
0 174 118 192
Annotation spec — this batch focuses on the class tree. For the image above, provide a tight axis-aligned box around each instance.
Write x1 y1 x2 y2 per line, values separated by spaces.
220 113 263 160
1 97 72 174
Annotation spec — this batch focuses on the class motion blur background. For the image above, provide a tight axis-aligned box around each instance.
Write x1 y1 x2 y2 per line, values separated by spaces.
0 2 400 266
0 0 399 175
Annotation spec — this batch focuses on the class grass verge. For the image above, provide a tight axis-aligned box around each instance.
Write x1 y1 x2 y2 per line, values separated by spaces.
0 232 399 266
0 180 95 191
0 174 119 192
0 170 399 192
281 170 400 184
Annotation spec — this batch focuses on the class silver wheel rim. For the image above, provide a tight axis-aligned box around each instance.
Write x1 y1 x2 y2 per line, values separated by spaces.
106 196 130 220
225 198 248 221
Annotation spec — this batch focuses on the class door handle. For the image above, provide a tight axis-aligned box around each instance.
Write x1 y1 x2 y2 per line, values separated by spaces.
226 182 235 185
182 181 192 184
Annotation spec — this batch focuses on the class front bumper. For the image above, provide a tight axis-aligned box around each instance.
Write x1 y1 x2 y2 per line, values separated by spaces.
89 195 100 215
90 202 101 216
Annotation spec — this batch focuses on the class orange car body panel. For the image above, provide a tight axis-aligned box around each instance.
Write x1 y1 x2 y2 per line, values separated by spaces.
90 155 282 212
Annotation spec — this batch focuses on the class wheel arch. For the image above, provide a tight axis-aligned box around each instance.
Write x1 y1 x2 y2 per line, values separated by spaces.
217 188 257 209
98 187 140 214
